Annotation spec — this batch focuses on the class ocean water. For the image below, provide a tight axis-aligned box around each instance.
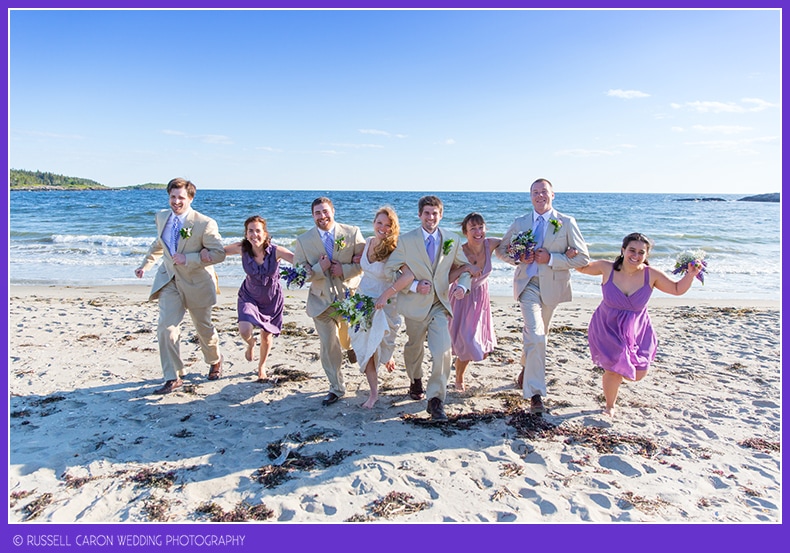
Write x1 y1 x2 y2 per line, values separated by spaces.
8 189 781 301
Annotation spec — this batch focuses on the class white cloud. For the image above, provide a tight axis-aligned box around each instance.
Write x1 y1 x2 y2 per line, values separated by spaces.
607 89 650 99
319 150 344 156
358 129 407 139
359 129 391 137
200 134 233 145
671 126 685 132
444 138 456 145
256 146 283 153
671 98 778 113
741 98 778 111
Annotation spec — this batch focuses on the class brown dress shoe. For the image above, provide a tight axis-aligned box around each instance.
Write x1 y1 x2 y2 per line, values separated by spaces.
208 355 223 380
153 379 183 395
530 394 545 414
321 392 340 406
426 397 448 421
346 349 357 364
408 378 425 400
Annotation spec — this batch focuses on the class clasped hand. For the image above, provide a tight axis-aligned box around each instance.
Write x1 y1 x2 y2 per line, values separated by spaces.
520 247 548 264
319 255 344 277
416 280 432 295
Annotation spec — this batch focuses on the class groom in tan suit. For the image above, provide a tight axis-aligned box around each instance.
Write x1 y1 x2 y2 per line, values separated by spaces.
495 178 589 414
386 195 471 421
135 178 226 395
294 197 365 406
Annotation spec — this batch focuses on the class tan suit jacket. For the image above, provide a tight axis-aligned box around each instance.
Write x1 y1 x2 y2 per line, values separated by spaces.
293 223 364 319
495 209 589 306
385 227 471 320
139 209 226 308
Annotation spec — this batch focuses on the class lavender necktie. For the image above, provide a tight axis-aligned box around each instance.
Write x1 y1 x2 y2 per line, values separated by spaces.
533 216 546 248
527 217 545 278
171 216 182 254
426 234 436 264
323 232 334 260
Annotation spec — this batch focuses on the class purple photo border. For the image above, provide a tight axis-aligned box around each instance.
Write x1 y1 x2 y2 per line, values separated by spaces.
2 1 785 552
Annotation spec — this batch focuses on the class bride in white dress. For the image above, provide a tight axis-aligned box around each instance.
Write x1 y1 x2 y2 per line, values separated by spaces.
350 206 414 408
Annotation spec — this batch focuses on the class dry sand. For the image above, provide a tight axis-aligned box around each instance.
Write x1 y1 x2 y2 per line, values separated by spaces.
8 284 781 526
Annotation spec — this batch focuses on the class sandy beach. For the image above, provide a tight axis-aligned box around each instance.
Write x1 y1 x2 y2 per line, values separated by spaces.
8 284 781 524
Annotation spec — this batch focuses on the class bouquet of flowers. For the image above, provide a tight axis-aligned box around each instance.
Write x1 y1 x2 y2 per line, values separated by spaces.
330 292 376 332
506 230 536 262
672 249 708 285
279 264 308 289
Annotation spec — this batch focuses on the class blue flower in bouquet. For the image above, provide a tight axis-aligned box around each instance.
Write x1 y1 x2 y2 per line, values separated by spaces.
279 264 307 289
506 230 536 262
330 292 376 332
672 249 708 285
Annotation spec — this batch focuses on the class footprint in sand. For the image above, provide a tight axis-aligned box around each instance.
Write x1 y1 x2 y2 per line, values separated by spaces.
598 455 641 477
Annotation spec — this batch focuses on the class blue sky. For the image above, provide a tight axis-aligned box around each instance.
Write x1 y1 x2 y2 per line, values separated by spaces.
8 8 781 193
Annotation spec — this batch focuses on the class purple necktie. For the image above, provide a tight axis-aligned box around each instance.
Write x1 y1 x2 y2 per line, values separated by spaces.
323 232 334 260
426 234 436 264
170 216 182 254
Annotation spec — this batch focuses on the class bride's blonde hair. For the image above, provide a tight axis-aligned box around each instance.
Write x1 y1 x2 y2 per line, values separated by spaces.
371 206 400 262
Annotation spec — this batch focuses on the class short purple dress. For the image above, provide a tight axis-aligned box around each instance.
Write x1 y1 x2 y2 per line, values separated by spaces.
449 239 496 362
237 245 284 336
587 267 657 381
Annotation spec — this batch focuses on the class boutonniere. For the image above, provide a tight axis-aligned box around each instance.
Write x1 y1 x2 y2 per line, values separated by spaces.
442 239 454 256
179 226 193 239
549 218 562 234
335 236 346 250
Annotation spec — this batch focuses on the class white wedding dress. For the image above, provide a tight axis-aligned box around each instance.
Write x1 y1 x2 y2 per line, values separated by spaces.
349 238 401 372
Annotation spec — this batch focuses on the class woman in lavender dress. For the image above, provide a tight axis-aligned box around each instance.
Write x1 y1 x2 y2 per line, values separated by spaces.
448 213 500 391
202 215 294 381
576 233 703 416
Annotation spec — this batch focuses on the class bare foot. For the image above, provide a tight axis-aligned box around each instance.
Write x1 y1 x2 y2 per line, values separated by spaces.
602 406 615 417
455 379 465 392
384 360 395 373
257 366 267 382
362 394 378 409
245 337 256 362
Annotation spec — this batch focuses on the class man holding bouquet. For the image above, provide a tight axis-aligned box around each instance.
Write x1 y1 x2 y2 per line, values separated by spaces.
495 178 590 414
294 197 365 407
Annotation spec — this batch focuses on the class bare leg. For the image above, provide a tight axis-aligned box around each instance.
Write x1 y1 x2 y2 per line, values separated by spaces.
362 358 378 409
258 331 273 380
239 321 256 362
454 359 470 391
602 370 624 416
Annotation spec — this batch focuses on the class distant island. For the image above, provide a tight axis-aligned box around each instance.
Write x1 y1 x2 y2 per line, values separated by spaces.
674 197 726 202
673 193 780 203
9 169 166 191
737 193 780 203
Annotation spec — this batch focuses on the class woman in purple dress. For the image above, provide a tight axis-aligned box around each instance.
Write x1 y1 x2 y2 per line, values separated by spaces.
576 233 703 417
202 215 294 381
448 213 500 391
